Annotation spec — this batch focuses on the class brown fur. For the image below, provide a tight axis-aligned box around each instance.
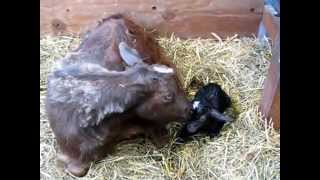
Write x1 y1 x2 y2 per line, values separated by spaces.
77 14 184 88
46 14 191 177
77 14 173 68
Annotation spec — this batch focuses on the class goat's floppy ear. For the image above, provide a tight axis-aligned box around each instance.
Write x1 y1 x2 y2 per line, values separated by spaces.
186 121 202 134
118 41 143 66
185 109 232 134
186 115 208 133
207 109 233 123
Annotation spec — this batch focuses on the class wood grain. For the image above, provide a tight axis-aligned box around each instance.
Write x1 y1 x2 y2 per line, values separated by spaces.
262 6 280 44
260 32 280 129
40 0 264 38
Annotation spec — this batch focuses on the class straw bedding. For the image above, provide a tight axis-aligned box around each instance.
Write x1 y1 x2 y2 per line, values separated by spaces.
40 34 279 180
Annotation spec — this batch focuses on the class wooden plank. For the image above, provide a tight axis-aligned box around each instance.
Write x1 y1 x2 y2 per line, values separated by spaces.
157 13 261 39
270 85 280 129
40 6 52 34
40 0 264 38
262 6 280 44
259 32 280 129
161 0 264 14
258 5 280 129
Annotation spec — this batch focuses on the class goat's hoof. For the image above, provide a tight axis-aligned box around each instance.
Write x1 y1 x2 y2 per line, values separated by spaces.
57 152 71 164
66 161 90 177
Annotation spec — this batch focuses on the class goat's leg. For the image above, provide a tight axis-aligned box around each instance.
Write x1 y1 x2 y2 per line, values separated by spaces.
147 126 170 148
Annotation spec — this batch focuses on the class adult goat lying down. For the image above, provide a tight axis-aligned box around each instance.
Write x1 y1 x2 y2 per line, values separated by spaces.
46 14 191 177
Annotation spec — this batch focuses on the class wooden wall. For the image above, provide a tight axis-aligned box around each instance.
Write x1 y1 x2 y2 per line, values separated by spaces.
259 6 280 129
40 0 264 38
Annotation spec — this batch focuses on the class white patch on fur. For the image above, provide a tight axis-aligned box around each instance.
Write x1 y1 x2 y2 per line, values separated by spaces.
85 107 91 114
152 65 174 74
76 63 109 75
47 60 138 127
193 101 200 109
51 60 64 72
97 111 105 125
103 104 124 115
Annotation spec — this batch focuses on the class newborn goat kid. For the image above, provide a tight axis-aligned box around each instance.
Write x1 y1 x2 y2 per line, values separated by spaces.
176 83 233 143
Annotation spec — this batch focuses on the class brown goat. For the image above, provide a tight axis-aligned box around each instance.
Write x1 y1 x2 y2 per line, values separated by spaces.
64 14 174 70
46 14 191 177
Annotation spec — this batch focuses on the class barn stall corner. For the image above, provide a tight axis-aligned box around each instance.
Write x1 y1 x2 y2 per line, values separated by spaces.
40 0 280 179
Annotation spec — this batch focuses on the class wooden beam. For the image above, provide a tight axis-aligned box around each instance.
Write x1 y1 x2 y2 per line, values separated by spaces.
40 0 264 38
259 6 280 129
262 6 280 44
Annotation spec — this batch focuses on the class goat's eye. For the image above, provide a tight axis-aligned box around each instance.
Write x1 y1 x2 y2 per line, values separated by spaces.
163 93 173 102
127 29 135 36
152 77 158 81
